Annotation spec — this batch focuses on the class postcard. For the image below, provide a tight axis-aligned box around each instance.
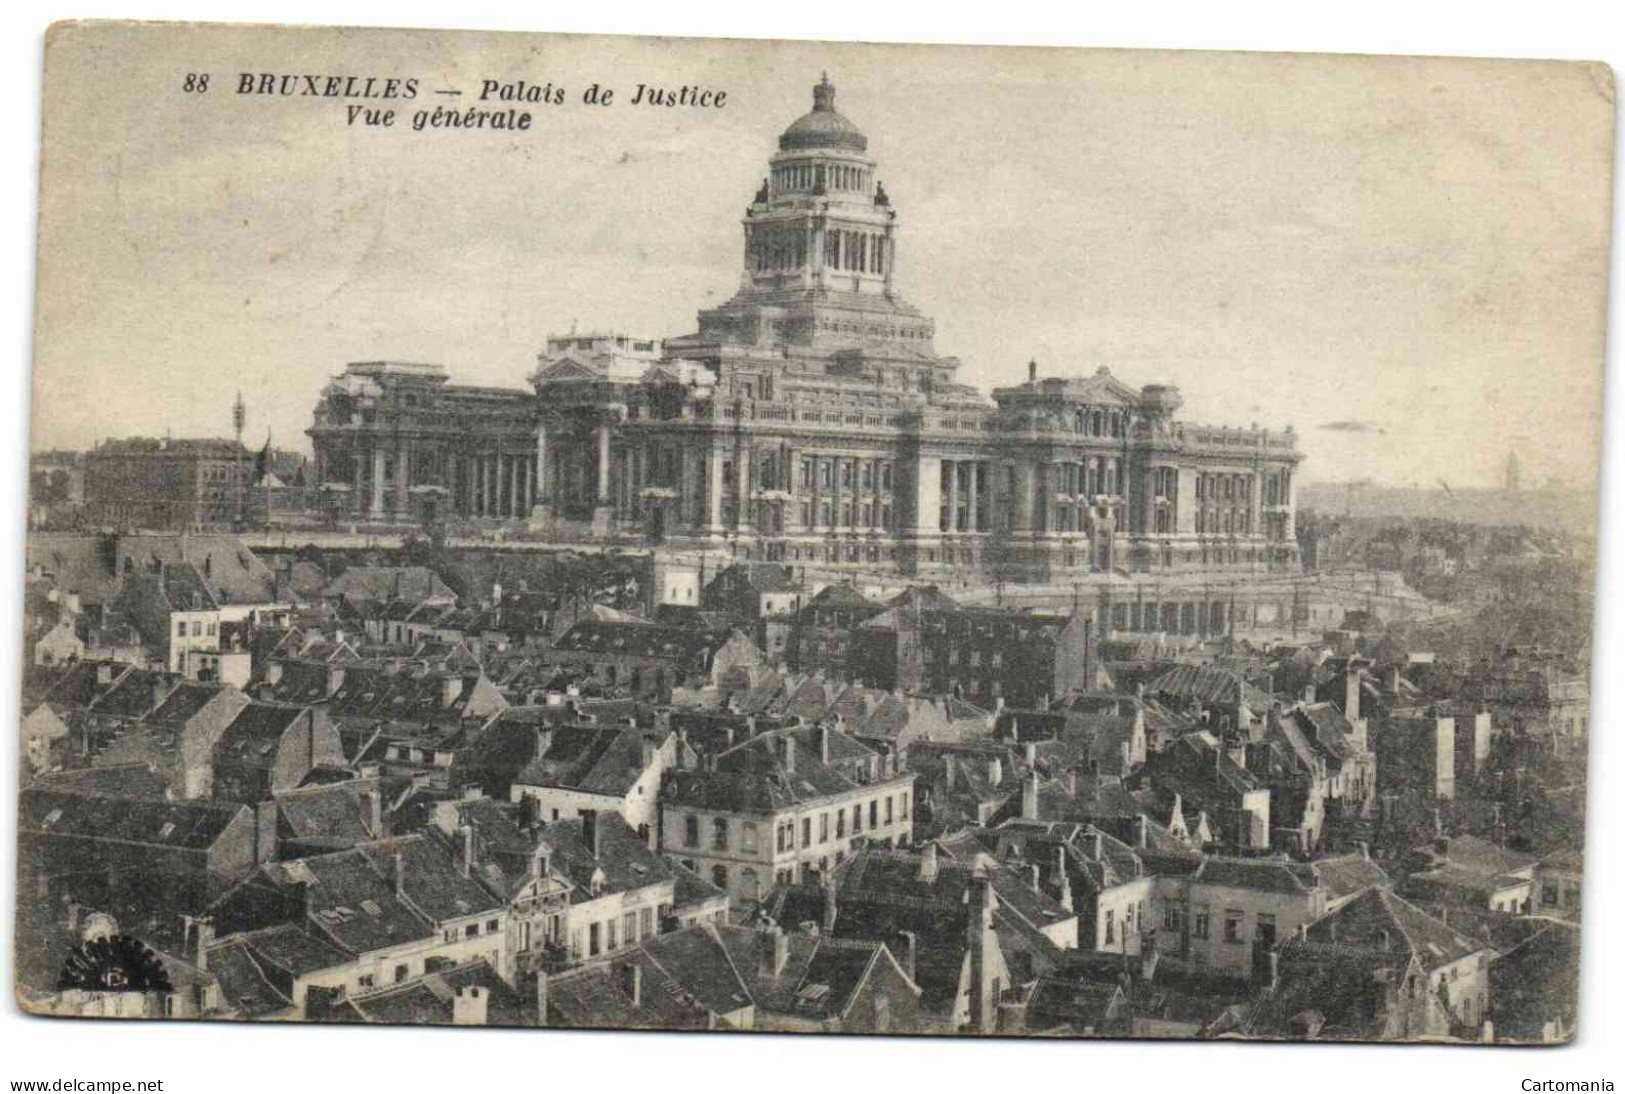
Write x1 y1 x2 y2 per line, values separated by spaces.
18 21 1609 1042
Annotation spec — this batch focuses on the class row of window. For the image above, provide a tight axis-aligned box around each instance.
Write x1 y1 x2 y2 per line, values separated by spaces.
681 792 910 853
1195 473 1253 501
796 457 895 492
799 499 894 530
1194 508 1254 535
174 619 218 638
1162 905 1277 947
571 904 663 961
441 918 503 944
770 162 870 195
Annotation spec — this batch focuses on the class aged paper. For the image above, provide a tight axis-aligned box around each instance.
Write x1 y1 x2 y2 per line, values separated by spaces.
19 22 1611 1042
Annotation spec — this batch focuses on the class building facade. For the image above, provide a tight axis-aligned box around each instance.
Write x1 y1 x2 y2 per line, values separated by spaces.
306 75 1302 583
85 439 251 531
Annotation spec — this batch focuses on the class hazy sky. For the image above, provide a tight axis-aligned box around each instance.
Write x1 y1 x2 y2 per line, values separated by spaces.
32 25 1615 490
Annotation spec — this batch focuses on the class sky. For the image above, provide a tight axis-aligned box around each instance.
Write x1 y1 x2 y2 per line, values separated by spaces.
31 25 1615 491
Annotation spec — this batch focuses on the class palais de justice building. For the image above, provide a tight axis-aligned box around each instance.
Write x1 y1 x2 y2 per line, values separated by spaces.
308 76 1303 582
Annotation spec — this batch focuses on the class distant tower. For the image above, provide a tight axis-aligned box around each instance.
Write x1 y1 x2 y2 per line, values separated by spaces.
233 391 247 527
1504 450 1522 493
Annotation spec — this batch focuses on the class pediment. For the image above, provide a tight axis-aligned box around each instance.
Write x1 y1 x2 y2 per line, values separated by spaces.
536 356 605 381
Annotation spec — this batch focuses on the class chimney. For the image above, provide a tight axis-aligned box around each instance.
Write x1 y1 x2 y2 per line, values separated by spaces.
582 809 601 859
150 676 169 711
1357 840 1369 861
460 824 475 878
917 842 939 883
360 790 381 838
987 757 1003 788
535 970 550 1027
452 985 488 1026
1066 768 1078 799
896 930 917 981
1119 740 1132 778
819 723 831 763
1136 815 1148 849
1028 359 1037 384
394 850 406 900
621 963 642 1007
1022 772 1040 820
1054 846 1074 911
1093 830 1104 861
1345 669 1361 723
1024 741 1037 768
67 902 82 934
1029 863 1041 893
491 581 502 608
1303 684 1316 705
966 876 999 1034
1297 922 1308 941
1433 807 1445 841
441 675 464 708
783 735 797 774
1267 950 1280 991
255 800 279 865
1386 666 1401 695
759 927 789 979
944 754 958 791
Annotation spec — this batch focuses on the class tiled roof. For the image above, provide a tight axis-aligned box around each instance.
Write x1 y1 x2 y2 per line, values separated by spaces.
1148 664 1272 711
207 937 294 1018
22 787 248 850
214 703 307 770
345 960 532 1026
321 566 454 604
549 621 717 662
663 724 902 814
545 812 673 904
1312 853 1391 901
1306 888 1481 972
514 725 662 798
238 922 352 977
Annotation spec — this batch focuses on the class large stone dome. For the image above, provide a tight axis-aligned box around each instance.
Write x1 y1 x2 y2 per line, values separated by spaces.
778 74 868 153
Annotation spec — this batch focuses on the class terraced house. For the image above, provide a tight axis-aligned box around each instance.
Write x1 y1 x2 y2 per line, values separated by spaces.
659 721 915 903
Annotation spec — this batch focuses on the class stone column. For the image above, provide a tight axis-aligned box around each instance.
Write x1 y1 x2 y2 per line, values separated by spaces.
967 460 980 532
351 448 364 515
945 461 960 533
394 442 409 517
370 446 386 518
1011 459 1034 533
508 454 521 518
535 425 549 505
707 448 725 535
595 426 611 503
487 454 499 516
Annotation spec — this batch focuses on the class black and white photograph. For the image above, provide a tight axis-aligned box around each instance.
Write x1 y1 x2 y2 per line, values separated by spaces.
9 14 1614 1065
